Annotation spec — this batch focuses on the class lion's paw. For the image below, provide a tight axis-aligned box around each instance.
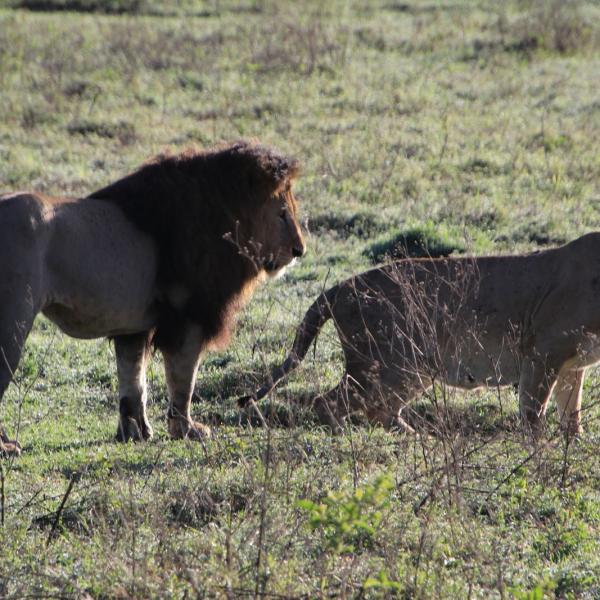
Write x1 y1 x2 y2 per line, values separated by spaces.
0 431 22 458
389 415 416 435
168 417 212 441
563 421 583 441
116 417 154 443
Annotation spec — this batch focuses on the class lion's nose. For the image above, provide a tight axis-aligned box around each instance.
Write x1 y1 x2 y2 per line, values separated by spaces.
292 245 305 258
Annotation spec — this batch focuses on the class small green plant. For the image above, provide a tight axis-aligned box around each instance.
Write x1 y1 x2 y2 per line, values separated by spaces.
365 222 465 263
363 570 402 594
297 473 393 554
510 578 556 599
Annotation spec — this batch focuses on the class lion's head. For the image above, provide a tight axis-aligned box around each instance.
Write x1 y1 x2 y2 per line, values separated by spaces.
89 139 305 349
225 162 305 279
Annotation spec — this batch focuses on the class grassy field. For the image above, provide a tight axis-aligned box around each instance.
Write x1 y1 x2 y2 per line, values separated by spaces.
1 0 600 597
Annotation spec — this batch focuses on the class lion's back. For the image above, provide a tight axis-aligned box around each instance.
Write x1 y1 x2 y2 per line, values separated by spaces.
0 192 52 237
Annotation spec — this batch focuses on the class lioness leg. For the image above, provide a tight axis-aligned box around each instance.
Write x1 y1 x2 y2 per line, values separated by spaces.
162 326 211 440
364 368 423 433
313 373 381 432
518 357 559 435
363 388 417 434
312 377 357 433
313 375 416 433
114 332 153 442
553 366 584 437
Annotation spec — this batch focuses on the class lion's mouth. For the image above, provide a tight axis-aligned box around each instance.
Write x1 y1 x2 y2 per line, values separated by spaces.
264 256 297 276
264 258 277 272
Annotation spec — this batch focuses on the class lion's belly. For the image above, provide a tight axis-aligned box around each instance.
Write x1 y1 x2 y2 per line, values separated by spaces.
556 332 600 370
42 302 158 339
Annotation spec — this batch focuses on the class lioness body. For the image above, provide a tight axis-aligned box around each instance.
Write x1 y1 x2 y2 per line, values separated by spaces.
0 141 305 454
245 234 600 435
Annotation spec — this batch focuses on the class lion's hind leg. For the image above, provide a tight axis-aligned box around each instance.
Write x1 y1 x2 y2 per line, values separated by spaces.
115 332 154 442
312 374 418 434
360 375 421 433
553 366 584 438
364 390 417 434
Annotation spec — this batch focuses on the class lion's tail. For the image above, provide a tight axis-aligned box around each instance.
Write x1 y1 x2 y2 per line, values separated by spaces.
238 286 337 407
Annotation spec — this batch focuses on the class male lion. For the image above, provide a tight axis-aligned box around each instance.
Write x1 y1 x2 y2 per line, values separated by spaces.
241 235 600 437
0 140 305 455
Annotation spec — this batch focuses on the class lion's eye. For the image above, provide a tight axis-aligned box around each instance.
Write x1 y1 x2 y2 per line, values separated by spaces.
279 210 287 221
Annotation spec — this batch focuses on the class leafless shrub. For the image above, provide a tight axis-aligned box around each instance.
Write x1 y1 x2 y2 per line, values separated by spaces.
508 0 597 54
101 21 225 77
67 119 137 144
363 257 492 438
245 17 349 75
244 244 600 527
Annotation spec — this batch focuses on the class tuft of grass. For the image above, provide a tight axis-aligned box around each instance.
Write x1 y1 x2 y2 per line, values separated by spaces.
309 211 386 239
8 0 146 13
365 223 466 263
508 220 568 247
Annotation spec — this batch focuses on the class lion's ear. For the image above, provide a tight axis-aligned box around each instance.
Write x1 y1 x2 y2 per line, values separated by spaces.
235 142 299 196
256 154 300 194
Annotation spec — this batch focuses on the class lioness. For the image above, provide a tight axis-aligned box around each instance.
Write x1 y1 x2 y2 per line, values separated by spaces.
0 141 305 455
241 234 600 436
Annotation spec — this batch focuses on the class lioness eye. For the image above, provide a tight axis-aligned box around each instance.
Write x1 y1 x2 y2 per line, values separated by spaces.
279 209 286 221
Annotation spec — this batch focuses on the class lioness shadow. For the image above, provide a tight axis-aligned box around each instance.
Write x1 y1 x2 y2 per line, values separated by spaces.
231 390 523 436
402 397 521 437
200 396 311 429
198 374 525 436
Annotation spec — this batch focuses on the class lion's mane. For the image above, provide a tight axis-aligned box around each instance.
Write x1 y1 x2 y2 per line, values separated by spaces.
88 140 299 350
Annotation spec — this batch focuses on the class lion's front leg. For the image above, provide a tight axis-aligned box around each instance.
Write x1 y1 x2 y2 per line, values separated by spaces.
518 356 559 437
114 332 153 442
0 273 40 457
553 366 585 438
162 325 211 441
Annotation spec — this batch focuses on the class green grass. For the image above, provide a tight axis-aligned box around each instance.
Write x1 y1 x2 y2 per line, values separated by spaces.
1 0 600 597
